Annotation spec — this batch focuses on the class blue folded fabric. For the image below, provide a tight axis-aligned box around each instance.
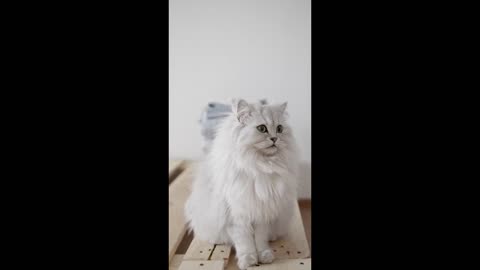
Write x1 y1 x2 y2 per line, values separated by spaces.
199 102 232 141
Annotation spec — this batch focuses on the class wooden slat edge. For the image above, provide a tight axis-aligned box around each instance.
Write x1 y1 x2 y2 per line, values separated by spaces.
169 160 186 184
169 165 196 263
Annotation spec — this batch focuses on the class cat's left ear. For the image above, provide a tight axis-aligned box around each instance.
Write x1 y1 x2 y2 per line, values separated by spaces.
278 102 287 114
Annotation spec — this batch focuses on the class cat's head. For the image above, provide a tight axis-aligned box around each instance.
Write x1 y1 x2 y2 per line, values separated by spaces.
230 98 293 157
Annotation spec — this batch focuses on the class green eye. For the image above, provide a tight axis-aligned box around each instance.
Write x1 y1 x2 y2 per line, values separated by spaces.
277 125 283 133
256 125 268 133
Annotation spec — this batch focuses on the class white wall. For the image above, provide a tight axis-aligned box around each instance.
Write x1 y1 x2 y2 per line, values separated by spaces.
169 0 311 198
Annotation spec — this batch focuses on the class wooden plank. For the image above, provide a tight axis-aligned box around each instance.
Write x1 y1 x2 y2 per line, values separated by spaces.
169 160 183 176
298 200 311 250
269 202 310 259
169 160 185 183
169 255 184 270
183 238 215 260
169 165 196 263
246 259 311 270
210 244 231 262
183 237 232 264
176 230 195 254
178 260 225 270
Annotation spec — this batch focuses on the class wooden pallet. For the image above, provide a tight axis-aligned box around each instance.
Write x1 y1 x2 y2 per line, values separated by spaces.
169 160 311 270
169 160 186 183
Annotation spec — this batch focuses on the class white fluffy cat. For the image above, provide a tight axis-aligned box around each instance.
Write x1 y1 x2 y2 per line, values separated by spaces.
185 98 299 269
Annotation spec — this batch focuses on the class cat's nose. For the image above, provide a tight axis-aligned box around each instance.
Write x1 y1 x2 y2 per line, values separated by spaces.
270 137 277 143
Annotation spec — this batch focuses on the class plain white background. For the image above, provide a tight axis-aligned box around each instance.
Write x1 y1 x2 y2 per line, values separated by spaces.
169 0 311 198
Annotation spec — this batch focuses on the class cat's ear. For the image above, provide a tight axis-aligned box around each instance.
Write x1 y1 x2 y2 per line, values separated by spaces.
231 98 251 124
274 102 289 118
278 102 287 114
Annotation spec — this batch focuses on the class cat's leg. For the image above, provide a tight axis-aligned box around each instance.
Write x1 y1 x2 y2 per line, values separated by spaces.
227 222 258 270
270 202 294 241
271 218 290 240
254 223 275 264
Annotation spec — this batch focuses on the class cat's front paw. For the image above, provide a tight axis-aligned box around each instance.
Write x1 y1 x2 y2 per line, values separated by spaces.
258 249 275 264
237 253 258 270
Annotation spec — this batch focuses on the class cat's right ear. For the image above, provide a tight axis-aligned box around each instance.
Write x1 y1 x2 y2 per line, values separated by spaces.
231 98 251 124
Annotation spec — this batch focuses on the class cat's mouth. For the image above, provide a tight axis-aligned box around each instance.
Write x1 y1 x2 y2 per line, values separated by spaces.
262 144 278 156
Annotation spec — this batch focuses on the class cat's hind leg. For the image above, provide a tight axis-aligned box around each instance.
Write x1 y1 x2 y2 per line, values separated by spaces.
269 202 294 241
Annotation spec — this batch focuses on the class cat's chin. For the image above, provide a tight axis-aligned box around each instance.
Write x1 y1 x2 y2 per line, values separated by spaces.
261 146 278 156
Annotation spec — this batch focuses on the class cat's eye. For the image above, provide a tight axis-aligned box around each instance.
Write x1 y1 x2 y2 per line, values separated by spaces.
256 125 268 133
277 125 283 133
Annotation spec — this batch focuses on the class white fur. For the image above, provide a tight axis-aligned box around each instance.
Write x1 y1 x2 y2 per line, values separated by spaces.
185 99 300 269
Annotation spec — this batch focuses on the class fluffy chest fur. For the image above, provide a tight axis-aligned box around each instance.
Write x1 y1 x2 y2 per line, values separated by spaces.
222 172 295 224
